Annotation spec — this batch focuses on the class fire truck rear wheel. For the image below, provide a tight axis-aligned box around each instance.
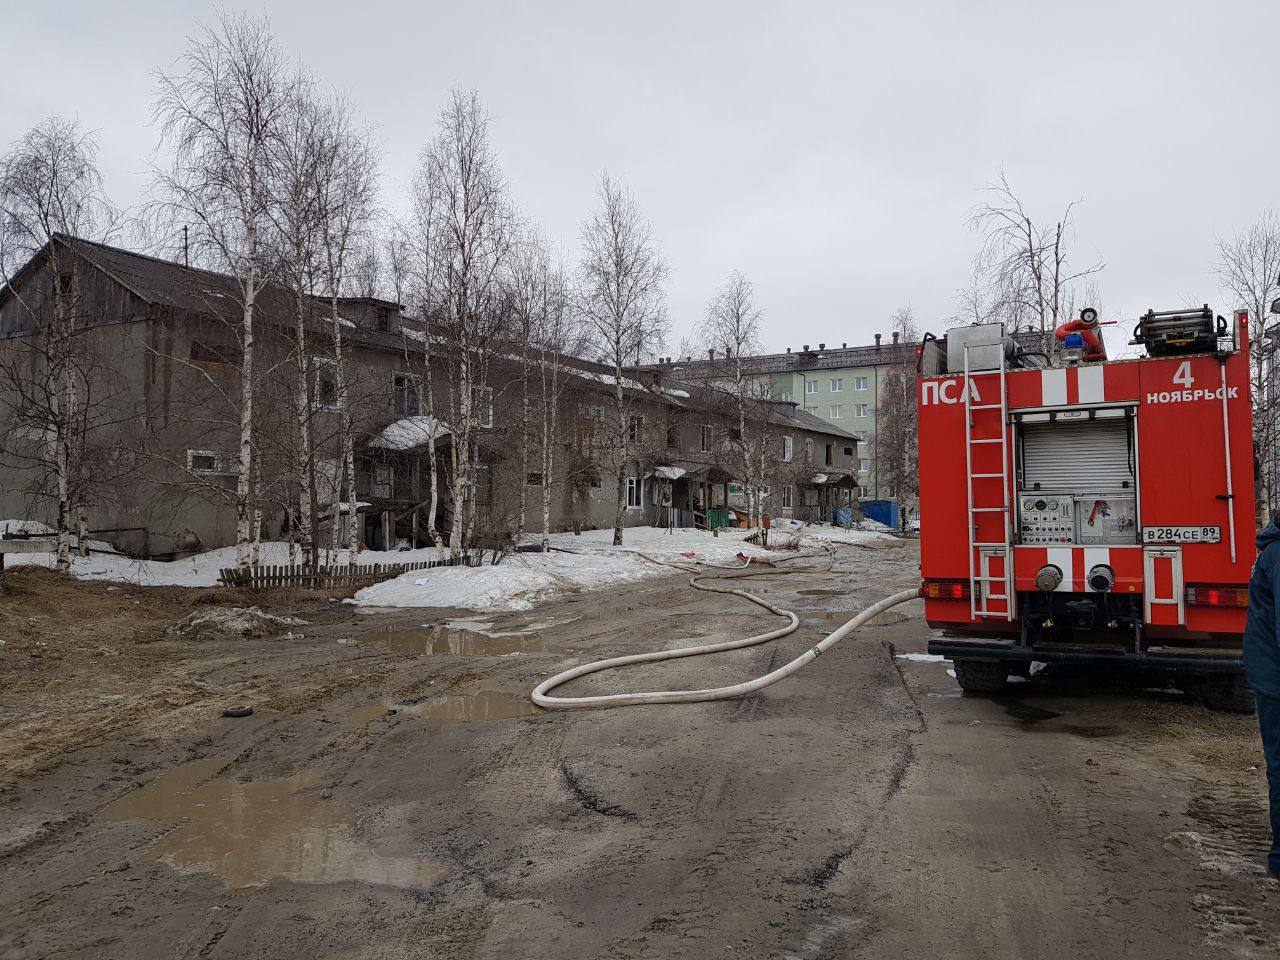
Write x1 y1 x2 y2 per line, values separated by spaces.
1184 673 1255 714
952 659 1009 694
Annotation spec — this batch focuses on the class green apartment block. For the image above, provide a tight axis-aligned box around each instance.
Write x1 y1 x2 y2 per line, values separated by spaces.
640 332 917 497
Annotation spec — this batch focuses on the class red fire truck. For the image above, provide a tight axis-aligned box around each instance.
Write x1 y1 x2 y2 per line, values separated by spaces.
916 307 1257 710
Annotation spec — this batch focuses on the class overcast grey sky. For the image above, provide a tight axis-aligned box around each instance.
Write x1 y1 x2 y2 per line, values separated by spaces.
5 0 1278 353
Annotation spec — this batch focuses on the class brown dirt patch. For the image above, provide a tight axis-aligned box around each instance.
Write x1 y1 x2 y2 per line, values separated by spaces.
0 567 359 788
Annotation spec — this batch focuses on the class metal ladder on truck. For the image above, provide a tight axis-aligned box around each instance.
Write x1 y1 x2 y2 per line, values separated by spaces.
963 342 1014 621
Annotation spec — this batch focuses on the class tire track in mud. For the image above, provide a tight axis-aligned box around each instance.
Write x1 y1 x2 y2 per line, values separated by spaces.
1171 787 1280 956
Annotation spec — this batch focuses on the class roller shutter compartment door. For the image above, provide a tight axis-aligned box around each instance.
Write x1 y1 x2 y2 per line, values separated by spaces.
1020 419 1133 490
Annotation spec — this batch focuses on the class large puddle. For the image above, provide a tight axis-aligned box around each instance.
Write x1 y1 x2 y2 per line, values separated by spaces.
99 757 448 889
356 624 556 657
349 690 539 724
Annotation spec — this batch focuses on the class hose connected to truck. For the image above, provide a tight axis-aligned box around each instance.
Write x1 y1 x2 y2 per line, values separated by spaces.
531 548 920 710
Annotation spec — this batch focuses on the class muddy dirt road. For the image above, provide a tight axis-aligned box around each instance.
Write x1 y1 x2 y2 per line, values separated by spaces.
1 539 1277 958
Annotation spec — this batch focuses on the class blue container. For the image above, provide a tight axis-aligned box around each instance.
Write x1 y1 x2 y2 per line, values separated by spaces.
833 506 854 526
860 499 899 529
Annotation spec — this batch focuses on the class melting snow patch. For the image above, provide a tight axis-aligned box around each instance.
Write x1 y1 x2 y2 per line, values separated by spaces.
165 606 307 641
895 653 950 663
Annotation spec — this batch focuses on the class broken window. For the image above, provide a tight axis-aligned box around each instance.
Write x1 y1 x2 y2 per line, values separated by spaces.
186 449 235 476
314 358 339 411
190 338 240 366
627 415 644 445
392 372 421 416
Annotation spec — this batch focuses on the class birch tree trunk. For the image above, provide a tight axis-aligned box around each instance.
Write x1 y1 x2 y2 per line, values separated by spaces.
235 267 257 567
293 297 316 564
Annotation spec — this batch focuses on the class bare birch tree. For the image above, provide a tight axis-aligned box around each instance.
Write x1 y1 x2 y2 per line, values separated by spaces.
153 11 292 566
313 94 379 558
266 78 326 564
1216 211 1280 520
530 253 582 550
968 172 1102 348
0 118 121 570
577 174 668 545
415 90 514 558
397 215 449 560
698 271 769 526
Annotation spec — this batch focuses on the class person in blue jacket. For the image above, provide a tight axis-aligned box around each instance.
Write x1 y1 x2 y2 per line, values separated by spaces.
1246 515 1280 880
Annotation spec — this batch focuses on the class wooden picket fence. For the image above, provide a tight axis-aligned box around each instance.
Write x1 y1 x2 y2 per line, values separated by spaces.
218 555 471 590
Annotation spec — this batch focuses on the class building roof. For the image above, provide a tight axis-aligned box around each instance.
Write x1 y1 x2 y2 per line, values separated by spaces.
640 330 1045 379
6 234 863 447
768 401 859 440
4 234 404 340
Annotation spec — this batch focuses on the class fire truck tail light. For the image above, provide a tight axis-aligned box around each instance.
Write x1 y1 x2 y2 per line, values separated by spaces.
1185 584 1249 608
922 578 970 600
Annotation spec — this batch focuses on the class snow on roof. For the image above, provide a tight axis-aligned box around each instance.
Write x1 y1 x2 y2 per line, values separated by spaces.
652 465 687 480
366 416 450 451
574 369 645 391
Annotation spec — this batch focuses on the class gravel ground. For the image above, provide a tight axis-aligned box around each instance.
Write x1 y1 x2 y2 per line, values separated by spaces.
1 540 1277 959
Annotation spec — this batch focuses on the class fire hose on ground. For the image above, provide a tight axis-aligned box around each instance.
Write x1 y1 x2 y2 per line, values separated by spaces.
531 547 921 710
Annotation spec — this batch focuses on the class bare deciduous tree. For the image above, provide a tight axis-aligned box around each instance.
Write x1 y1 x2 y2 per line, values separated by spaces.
577 174 668 545
416 90 514 557
1217 211 1280 520
392 213 449 559
0 118 122 570
313 94 379 558
266 79 326 564
967 172 1103 348
698 270 768 526
153 10 292 566
530 254 581 551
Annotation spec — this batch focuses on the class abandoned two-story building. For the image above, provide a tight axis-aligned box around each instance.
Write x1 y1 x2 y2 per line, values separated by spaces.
0 235 860 557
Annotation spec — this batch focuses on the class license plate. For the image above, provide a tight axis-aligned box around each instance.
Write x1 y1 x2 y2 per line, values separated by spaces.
1142 525 1221 544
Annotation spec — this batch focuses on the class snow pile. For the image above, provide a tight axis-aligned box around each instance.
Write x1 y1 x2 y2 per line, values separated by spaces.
366 416 449 451
801 523 898 546
354 527 778 612
0 537 448 587
165 606 307 640
1 519 898 613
